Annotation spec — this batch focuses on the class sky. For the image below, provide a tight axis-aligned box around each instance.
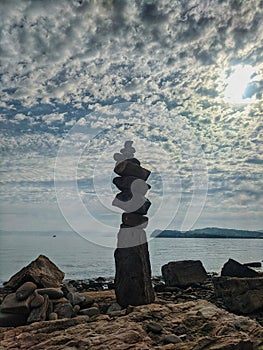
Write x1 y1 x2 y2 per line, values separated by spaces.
0 0 262 242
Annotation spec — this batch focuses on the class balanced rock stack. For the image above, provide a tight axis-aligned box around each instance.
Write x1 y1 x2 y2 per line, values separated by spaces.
112 141 155 307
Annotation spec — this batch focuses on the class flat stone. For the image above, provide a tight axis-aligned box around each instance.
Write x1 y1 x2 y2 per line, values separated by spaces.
79 307 100 317
4 255 65 289
0 309 28 327
221 258 259 278
146 321 162 333
163 334 183 344
37 288 64 299
114 160 150 180
113 176 150 194
16 282 37 301
122 213 148 228
113 193 150 214
1 293 34 314
162 260 208 287
27 294 49 323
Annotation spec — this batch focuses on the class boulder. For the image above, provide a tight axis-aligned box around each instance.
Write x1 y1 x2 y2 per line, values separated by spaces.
3 255 65 289
37 288 64 299
54 302 74 319
16 282 37 301
243 262 262 268
162 260 208 287
1 293 34 314
213 276 263 313
114 160 151 180
27 294 49 323
221 258 259 278
0 310 28 327
114 243 155 307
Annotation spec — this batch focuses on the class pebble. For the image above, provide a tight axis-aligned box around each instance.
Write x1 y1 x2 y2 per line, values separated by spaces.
146 321 163 334
79 307 100 317
48 312 58 320
163 334 183 344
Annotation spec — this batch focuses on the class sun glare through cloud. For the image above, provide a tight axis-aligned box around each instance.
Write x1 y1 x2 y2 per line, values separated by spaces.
224 65 256 104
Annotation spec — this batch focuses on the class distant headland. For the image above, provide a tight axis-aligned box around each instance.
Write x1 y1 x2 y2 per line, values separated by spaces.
151 227 263 239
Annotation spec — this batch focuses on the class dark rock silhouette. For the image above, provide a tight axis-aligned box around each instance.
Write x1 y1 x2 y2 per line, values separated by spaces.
112 141 155 307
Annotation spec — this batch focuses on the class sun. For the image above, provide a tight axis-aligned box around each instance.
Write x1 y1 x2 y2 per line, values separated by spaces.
224 65 255 104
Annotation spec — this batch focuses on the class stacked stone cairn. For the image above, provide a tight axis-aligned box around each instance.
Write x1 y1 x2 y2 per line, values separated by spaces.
112 141 155 307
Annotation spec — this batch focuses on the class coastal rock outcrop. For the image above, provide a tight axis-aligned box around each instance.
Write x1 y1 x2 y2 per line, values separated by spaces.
1 298 262 350
213 276 263 314
221 258 259 278
3 255 65 289
162 260 208 288
113 141 155 307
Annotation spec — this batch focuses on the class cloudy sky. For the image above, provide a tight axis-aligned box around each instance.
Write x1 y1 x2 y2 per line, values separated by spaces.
0 0 262 240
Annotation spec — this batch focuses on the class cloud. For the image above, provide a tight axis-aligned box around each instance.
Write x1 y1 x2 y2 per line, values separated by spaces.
0 0 262 231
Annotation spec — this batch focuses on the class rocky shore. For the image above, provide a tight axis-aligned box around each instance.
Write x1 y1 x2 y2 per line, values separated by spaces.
0 255 263 349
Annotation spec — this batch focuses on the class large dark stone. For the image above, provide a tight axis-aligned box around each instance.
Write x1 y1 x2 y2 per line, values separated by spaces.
16 282 37 301
0 310 28 327
4 255 65 290
113 176 150 193
1 293 34 314
221 258 259 278
113 193 151 214
114 160 151 180
114 243 155 307
162 260 208 287
213 276 263 314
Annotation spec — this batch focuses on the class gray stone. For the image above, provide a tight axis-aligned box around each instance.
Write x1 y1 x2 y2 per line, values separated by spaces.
213 276 263 314
107 302 122 314
4 255 65 289
114 243 155 307
16 282 37 301
1 293 34 314
221 258 259 278
48 312 58 320
79 296 94 309
162 260 208 287
163 334 183 344
67 291 86 305
79 307 100 317
27 294 49 323
113 176 150 194
54 302 74 319
146 321 162 334
37 288 64 299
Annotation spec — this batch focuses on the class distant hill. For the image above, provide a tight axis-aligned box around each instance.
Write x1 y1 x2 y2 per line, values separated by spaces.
151 227 263 239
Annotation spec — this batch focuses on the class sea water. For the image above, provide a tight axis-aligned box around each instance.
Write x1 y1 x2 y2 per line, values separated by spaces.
0 231 262 285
